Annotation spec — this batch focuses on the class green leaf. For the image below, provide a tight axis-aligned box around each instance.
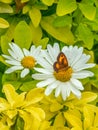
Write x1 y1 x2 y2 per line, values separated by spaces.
21 0 29 3
14 21 32 49
20 80 38 91
0 3 13 13
77 23 94 49
14 116 24 130
1 18 18 54
39 37 49 49
29 22 42 45
56 0 77 16
52 15 72 27
41 16 74 44
29 7 41 27
79 3 96 20
0 0 12 3
41 0 54 6
0 18 9 29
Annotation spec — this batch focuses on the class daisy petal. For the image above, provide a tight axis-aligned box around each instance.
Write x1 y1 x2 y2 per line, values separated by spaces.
72 70 94 79
32 46 42 57
53 43 60 59
61 84 68 100
70 85 81 98
37 78 56 88
23 48 30 56
38 58 53 69
45 80 59 96
32 73 53 80
47 44 56 62
2 54 14 60
21 68 29 78
8 49 21 61
9 43 24 59
70 78 84 90
5 60 21 66
73 63 95 71
5 66 23 73
55 86 61 97
42 50 53 65
34 67 53 74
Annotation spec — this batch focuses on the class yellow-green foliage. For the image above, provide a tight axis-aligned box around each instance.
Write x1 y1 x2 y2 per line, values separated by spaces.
0 0 98 129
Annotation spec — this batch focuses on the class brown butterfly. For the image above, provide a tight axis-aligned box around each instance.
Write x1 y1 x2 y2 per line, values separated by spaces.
53 52 69 72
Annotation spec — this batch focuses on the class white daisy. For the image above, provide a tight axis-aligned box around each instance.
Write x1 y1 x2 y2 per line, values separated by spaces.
32 43 95 100
2 42 42 78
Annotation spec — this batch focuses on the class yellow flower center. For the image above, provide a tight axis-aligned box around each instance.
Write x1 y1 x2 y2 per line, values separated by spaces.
21 56 35 69
53 67 73 82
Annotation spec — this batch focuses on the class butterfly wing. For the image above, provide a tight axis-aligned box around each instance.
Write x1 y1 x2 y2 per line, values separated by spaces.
53 52 68 72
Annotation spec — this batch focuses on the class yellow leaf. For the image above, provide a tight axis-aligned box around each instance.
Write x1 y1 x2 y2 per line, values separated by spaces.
39 121 50 130
74 92 97 106
41 16 74 44
3 84 18 106
29 7 41 27
56 0 77 16
25 107 45 121
0 98 10 112
42 0 54 6
54 113 65 127
0 0 12 3
23 5 30 14
19 110 35 130
0 122 9 130
24 88 44 107
13 92 26 108
83 106 93 129
50 102 63 112
5 109 17 119
64 111 82 128
0 18 9 28
94 109 98 127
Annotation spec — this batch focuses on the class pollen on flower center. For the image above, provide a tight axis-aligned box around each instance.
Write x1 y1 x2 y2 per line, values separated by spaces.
21 56 35 69
53 67 73 82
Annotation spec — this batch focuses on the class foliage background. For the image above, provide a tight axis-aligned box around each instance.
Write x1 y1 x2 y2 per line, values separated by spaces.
0 0 98 129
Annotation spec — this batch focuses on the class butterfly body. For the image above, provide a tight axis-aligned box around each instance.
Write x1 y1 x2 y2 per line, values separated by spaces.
53 52 69 72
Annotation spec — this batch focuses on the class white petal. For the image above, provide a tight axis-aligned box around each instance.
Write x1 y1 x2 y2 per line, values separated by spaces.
37 78 56 88
53 43 60 59
34 67 53 74
30 45 35 54
5 66 23 73
23 48 30 56
70 47 83 66
47 44 56 62
72 70 94 79
72 54 90 69
9 43 24 59
32 73 53 80
20 68 29 78
38 58 53 69
32 46 42 58
73 63 95 71
5 60 21 66
62 46 83 66
8 49 21 61
70 78 84 90
2 54 14 60
55 86 61 97
42 50 53 65
70 85 81 98
61 84 68 100
45 80 59 96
